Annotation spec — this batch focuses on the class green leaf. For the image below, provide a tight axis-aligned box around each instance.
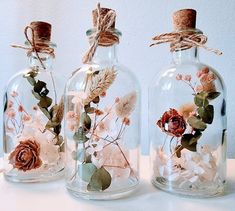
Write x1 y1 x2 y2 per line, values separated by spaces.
181 134 197 152
45 120 60 129
194 91 209 107
198 105 214 124
38 107 51 119
32 90 41 100
79 163 97 182
38 96 52 108
26 76 36 86
73 127 89 143
87 167 112 191
187 116 207 130
34 80 46 93
207 92 220 100
81 112 91 130
84 106 96 114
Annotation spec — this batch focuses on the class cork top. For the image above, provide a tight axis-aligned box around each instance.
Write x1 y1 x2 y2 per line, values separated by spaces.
173 9 196 30
92 7 116 28
29 21 52 42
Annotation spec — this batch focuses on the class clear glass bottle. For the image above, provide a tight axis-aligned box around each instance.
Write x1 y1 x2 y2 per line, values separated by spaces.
149 9 226 197
3 22 65 182
65 7 140 200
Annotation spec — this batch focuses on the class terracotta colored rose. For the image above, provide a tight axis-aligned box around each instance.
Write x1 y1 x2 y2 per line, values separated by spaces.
157 108 186 137
9 139 42 171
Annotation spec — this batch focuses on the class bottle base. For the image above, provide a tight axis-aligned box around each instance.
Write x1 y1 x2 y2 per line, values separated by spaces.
66 182 139 200
152 177 226 198
4 168 64 183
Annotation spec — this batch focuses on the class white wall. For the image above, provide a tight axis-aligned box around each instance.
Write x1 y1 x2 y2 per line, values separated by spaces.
0 0 234 157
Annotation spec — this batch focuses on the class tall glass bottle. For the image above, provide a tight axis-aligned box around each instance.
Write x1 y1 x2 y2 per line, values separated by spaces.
149 9 226 197
3 22 65 182
65 6 140 200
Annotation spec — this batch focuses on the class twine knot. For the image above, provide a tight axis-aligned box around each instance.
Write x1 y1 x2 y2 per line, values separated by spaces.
82 3 119 64
12 26 55 69
150 30 222 55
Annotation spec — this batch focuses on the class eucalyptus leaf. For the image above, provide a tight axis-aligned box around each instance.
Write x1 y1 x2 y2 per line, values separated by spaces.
207 92 220 100
194 91 209 107
38 96 52 108
73 127 89 143
79 163 97 182
187 116 207 130
198 105 214 124
87 167 112 191
32 90 41 100
26 76 36 86
38 106 51 119
45 120 60 129
34 80 46 93
81 112 91 130
181 134 197 152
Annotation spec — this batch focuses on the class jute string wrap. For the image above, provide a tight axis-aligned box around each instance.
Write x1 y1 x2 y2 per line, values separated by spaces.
82 3 119 64
150 30 222 55
12 24 55 69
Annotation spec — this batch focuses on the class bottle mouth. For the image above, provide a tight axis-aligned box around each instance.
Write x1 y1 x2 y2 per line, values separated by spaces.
86 28 122 37
174 28 203 35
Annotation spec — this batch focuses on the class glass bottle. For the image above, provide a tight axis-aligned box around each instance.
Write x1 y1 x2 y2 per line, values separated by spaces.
3 22 65 182
65 7 140 200
149 9 226 197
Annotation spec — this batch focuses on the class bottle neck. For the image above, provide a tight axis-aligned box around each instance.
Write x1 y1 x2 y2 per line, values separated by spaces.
172 47 199 64
91 44 118 65
28 52 54 70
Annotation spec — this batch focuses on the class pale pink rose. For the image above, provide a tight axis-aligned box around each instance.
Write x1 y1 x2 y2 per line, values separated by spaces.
197 67 209 78
7 109 16 118
10 91 18 97
8 101 13 108
195 85 203 93
183 75 192 82
207 72 216 83
22 114 31 122
176 74 183 80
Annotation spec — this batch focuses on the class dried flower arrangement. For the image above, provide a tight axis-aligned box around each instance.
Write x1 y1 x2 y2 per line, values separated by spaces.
67 67 137 191
4 67 64 173
154 67 221 186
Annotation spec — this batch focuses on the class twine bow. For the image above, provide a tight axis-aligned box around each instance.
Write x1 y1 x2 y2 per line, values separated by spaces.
82 3 119 64
12 26 55 69
150 31 222 55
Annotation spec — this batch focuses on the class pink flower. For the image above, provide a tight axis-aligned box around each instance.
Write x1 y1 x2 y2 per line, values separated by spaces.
7 109 16 118
176 74 183 80
195 85 203 93
183 75 192 82
66 111 76 119
10 91 18 98
18 105 24 112
197 67 209 78
22 114 31 122
8 101 13 108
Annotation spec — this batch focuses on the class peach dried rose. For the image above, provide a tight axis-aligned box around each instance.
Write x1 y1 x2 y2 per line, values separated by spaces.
178 103 196 120
9 139 42 171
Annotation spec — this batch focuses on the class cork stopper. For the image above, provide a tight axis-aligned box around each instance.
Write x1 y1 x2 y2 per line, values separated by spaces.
173 9 196 30
29 21 52 41
92 7 116 28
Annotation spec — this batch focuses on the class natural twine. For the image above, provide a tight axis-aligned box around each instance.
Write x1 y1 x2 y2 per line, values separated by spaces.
12 26 55 69
82 3 119 64
150 31 222 55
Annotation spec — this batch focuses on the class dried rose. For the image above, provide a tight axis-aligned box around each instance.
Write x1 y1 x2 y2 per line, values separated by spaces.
9 139 42 171
157 108 186 137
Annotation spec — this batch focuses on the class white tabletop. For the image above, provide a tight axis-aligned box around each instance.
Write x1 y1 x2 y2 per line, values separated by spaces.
0 157 234 211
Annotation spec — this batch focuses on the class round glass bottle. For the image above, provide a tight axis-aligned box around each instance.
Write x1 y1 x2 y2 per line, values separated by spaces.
65 7 140 200
149 9 226 197
3 22 65 182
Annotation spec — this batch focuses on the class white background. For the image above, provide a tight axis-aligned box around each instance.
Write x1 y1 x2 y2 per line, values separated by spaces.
0 0 234 157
